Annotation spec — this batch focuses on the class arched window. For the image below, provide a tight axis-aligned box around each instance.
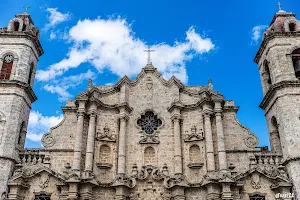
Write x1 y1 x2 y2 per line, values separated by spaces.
292 49 300 79
189 145 201 163
18 122 25 145
13 21 19 31
28 63 34 84
99 145 111 164
264 61 272 85
249 194 265 200
270 117 282 153
289 23 296 32
0 54 14 80
34 194 50 200
144 146 155 165
22 24 27 32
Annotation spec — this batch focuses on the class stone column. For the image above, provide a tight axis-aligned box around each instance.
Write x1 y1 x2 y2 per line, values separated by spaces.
203 105 215 172
214 101 228 172
117 114 129 174
172 114 183 174
84 106 97 172
72 100 86 173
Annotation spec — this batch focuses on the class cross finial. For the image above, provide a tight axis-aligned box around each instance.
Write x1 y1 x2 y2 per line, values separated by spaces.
276 2 283 11
144 46 154 64
24 5 30 12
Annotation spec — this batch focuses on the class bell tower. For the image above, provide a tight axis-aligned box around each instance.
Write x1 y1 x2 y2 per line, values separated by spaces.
254 8 300 197
0 11 43 197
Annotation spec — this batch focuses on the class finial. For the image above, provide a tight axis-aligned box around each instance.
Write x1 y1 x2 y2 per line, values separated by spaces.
144 46 154 65
88 79 93 88
24 5 31 12
208 79 213 90
276 2 284 11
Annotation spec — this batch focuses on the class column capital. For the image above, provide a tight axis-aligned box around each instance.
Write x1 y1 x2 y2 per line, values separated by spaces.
171 114 182 122
203 110 213 117
119 113 130 121
214 111 223 117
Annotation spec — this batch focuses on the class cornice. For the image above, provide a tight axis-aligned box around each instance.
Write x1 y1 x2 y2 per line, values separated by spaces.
254 32 300 64
260 80 300 109
0 80 37 103
0 32 44 56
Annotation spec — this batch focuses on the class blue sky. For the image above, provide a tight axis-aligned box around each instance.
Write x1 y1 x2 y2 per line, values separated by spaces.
1 0 299 148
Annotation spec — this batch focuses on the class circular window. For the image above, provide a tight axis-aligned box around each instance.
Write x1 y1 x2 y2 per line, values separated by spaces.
137 111 162 135
3 55 14 63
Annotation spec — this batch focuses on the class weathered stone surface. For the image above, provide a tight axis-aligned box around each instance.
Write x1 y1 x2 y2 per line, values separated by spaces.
1 10 299 200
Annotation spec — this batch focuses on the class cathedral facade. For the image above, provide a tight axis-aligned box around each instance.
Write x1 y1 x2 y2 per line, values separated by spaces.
0 9 300 200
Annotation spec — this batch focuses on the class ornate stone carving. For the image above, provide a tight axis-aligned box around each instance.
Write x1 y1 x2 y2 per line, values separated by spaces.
41 133 55 147
136 165 165 181
39 174 50 189
184 125 204 142
250 173 261 189
137 111 163 144
113 173 136 188
139 132 160 144
146 77 153 90
244 134 259 148
164 174 188 188
96 124 116 142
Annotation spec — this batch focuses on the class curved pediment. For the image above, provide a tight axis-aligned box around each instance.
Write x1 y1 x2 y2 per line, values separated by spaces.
115 66 184 89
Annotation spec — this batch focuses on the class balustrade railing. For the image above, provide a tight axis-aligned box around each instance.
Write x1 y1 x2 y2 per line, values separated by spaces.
18 149 50 166
250 153 283 167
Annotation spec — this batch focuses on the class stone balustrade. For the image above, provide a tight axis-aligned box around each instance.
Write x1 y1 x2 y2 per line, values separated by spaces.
18 149 50 166
250 153 283 167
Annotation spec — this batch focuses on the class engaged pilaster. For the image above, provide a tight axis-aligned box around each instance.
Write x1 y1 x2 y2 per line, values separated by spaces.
214 101 228 173
84 103 97 172
72 100 86 173
171 113 183 175
203 104 215 172
117 113 129 174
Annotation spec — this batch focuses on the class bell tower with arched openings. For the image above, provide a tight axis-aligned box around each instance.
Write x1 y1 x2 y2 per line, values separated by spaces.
255 8 300 198
0 11 43 197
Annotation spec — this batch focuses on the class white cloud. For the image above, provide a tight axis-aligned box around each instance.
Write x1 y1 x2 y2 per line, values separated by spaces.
45 8 70 30
37 16 214 86
27 111 64 142
252 25 268 43
44 70 96 101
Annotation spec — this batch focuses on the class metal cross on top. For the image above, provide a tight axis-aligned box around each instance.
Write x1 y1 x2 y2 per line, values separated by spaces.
276 2 283 11
24 5 31 12
144 46 154 64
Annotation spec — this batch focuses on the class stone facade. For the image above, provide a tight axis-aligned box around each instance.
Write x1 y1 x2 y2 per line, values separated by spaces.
0 9 299 200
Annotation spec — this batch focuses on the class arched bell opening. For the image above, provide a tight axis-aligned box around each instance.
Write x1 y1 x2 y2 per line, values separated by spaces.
292 49 300 79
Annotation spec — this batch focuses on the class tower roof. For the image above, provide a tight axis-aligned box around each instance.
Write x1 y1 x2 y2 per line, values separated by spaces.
15 11 34 25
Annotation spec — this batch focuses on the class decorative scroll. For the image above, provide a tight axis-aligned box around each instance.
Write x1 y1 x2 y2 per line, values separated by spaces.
96 124 116 142
184 125 204 142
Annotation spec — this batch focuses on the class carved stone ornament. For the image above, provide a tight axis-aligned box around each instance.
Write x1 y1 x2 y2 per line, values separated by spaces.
96 124 116 142
146 77 153 90
39 173 50 189
41 133 55 147
137 111 163 144
184 125 204 142
244 134 259 148
139 132 160 144
250 173 261 189
136 165 165 181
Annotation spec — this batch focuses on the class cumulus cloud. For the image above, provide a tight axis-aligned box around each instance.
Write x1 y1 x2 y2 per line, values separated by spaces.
27 111 63 142
37 16 214 86
44 70 96 101
251 25 268 43
44 8 70 30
